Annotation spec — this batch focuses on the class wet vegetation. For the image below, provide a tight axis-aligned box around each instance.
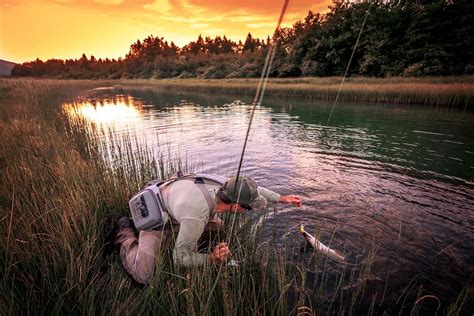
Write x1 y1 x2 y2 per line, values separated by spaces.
1 79 472 314
11 0 474 80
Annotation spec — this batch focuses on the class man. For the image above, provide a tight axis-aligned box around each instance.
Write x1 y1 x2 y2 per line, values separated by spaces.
114 174 301 285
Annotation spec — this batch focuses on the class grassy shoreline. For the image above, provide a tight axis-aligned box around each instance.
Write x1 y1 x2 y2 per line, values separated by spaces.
122 76 474 108
1 79 472 314
4 76 474 108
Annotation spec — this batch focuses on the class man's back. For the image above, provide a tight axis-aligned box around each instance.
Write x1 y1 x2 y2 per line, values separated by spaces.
163 179 221 266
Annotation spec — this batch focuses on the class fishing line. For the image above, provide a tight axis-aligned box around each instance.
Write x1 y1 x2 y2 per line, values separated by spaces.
227 0 374 259
326 8 370 126
318 5 372 266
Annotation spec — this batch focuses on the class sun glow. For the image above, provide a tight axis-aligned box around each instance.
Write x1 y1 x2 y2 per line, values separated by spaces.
0 0 331 62
63 96 142 126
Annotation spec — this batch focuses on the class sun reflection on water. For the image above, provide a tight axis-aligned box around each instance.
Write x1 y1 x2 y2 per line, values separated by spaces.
62 95 142 126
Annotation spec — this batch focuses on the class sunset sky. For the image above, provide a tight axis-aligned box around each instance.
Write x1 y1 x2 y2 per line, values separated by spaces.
0 0 331 63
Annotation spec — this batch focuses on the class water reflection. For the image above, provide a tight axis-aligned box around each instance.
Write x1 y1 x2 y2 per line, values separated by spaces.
62 95 142 127
62 93 277 176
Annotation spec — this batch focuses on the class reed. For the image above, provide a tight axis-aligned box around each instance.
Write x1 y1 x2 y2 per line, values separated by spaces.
124 76 474 108
0 79 471 315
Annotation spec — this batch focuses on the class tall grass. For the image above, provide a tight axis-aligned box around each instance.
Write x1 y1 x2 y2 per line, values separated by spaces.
0 79 472 315
124 76 474 108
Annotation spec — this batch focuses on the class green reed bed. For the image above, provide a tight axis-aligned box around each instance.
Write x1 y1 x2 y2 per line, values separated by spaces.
1 79 471 315
125 76 474 108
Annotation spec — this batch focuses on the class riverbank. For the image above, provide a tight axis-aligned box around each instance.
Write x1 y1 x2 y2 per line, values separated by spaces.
3 76 474 108
122 76 474 108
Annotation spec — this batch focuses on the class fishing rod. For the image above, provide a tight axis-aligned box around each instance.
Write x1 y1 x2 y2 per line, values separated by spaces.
227 0 290 238
203 1 290 311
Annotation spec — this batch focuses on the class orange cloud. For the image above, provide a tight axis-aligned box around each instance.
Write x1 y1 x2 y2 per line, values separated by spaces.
0 0 332 63
184 0 328 15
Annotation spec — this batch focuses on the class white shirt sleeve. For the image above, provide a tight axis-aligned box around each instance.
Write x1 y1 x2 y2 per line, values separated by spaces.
258 186 281 203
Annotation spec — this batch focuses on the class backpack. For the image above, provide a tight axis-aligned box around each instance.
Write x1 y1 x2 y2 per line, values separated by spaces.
128 171 226 230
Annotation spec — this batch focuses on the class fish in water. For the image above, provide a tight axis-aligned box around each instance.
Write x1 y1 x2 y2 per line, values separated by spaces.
300 224 345 262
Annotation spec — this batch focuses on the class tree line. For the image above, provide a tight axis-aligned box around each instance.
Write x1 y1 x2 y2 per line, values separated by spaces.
12 0 474 79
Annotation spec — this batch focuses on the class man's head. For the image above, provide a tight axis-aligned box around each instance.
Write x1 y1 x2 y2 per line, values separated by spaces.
216 175 267 212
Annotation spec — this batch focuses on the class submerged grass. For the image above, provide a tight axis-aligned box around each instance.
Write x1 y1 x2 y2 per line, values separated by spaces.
0 78 472 315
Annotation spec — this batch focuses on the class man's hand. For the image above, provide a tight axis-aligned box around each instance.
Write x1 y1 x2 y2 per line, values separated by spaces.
279 195 302 207
210 243 231 263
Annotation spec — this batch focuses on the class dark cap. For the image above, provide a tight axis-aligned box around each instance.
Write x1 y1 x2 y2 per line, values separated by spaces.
223 176 267 211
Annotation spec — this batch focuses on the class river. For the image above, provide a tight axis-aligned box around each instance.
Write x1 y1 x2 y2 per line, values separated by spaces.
63 85 474 313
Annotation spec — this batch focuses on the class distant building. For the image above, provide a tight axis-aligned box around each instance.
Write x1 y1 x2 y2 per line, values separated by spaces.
0 59 17 76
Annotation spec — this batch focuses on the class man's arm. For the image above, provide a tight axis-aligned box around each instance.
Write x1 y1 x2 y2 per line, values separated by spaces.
258 187 281 203
258 187 302 207
173 218 209 267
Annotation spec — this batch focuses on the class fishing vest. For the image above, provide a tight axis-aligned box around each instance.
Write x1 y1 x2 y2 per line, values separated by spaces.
128 171 226 230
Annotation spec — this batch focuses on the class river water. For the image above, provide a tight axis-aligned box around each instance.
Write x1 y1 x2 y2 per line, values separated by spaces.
63 86 474 313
